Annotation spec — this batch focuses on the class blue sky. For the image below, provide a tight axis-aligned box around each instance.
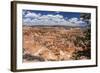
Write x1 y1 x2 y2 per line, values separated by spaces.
22 10 89 26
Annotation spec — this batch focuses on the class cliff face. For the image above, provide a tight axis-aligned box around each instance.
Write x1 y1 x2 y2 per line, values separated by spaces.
23 26 91 62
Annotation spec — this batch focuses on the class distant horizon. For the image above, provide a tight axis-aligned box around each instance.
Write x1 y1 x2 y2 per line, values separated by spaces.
22 10 91 27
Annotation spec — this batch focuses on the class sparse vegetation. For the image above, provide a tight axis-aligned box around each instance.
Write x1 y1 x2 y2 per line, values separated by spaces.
72 28 91 60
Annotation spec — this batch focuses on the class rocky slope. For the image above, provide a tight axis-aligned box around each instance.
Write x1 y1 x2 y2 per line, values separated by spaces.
23 26 91 62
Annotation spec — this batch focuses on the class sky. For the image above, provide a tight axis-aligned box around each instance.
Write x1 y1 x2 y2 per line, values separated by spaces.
22 10 90 27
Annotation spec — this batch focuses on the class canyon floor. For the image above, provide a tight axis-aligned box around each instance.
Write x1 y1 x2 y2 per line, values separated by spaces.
23 26 91 62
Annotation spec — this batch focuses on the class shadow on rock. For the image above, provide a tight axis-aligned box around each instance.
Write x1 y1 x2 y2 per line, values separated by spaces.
23 54 45 62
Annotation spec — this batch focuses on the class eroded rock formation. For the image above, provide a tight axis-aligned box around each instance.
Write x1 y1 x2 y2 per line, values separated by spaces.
23 26 91 62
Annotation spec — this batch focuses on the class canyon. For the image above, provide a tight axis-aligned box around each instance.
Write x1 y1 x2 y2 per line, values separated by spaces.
23 26 91 62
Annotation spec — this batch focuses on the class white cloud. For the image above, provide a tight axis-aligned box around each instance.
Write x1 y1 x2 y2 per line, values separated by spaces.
47 14 63 19
68 17 79 23
22 11 25 16
23 12 86 26
68 17 87 25
75 21 85 24
23 18 31 23
24 12 41 18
